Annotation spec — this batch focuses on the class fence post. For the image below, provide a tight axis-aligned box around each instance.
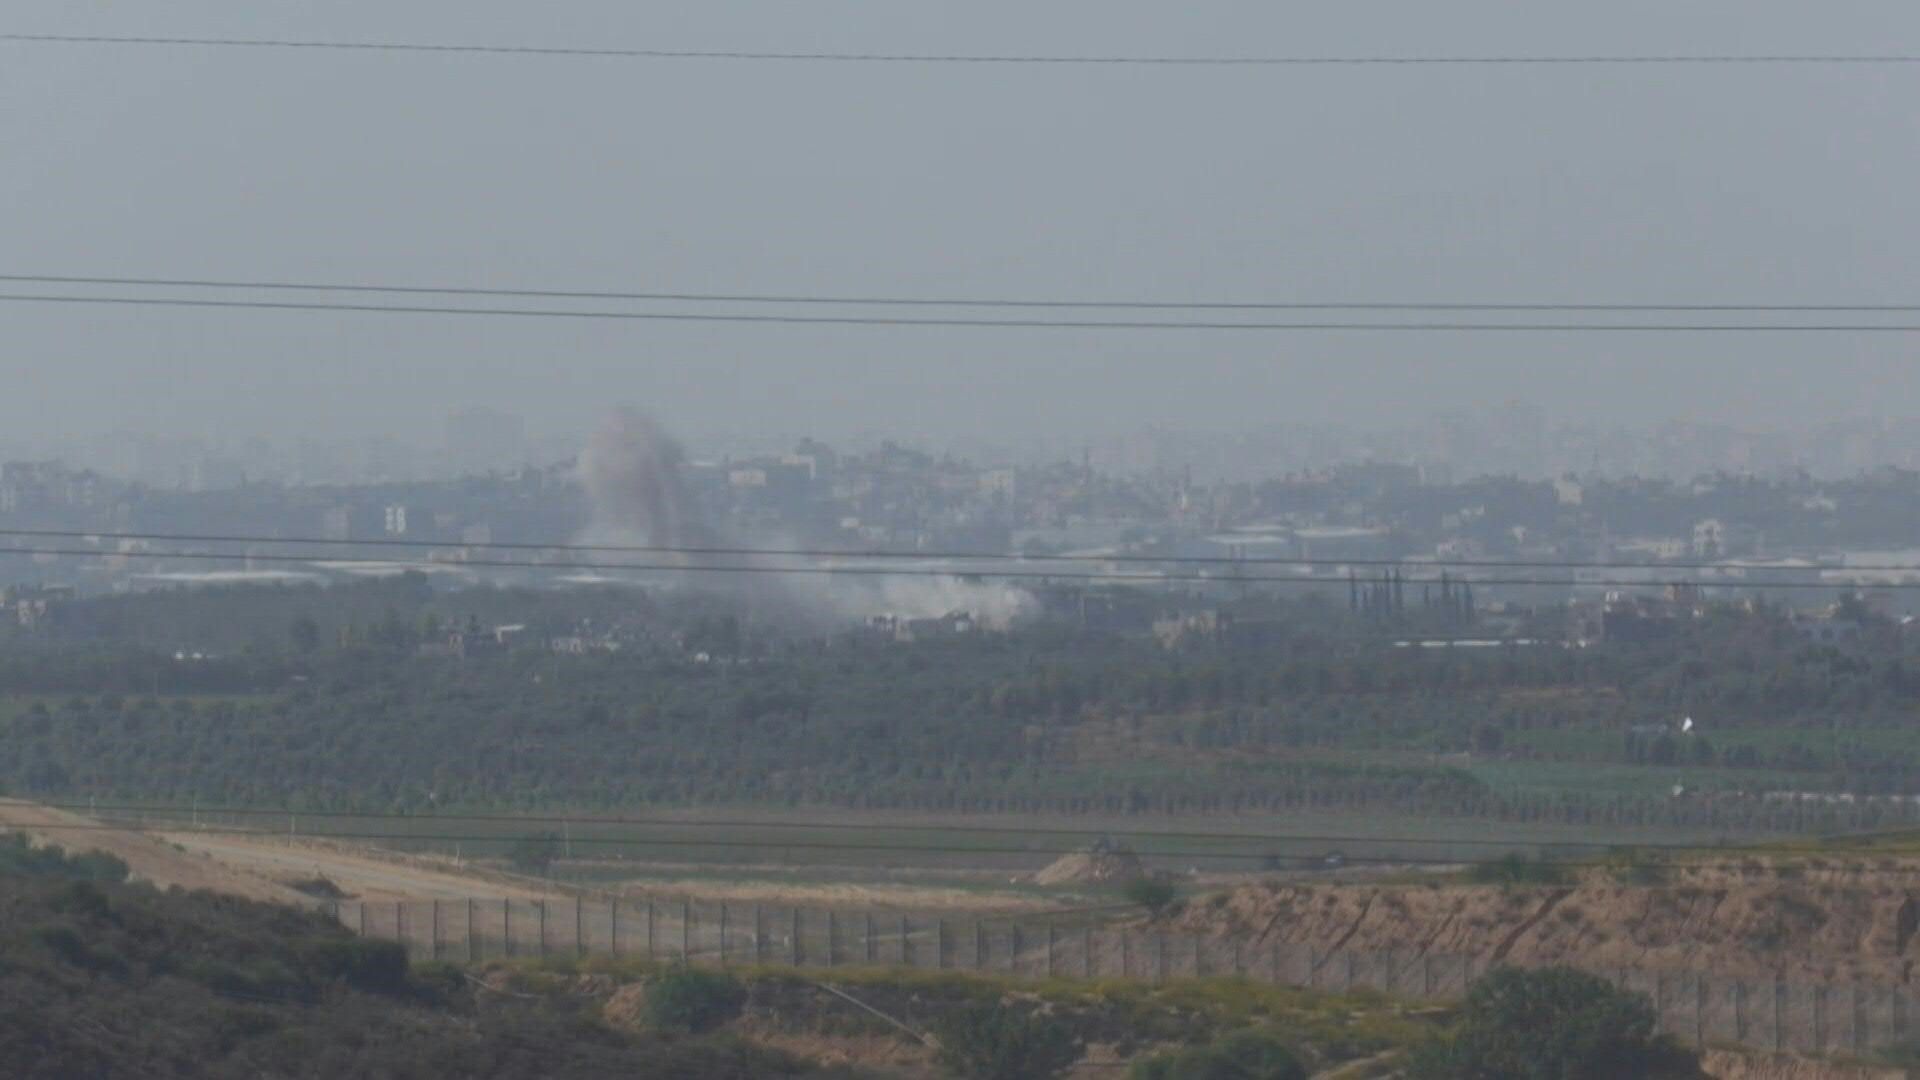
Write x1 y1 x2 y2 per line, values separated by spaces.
828 911 837 968
684 900 693 963
866 912 876 964
1306 947 1318 990
1120 932 1130 980
538 901 547 958
1695 975 1707 1051
1814 984 1827 1054
1773 980 1785 1054
358 901 367 938
753 905 764 964
1343 950 1354 992
940 920 951 970
1653 974 1667 1034
1046 927 1056 978
504 900 512 958
467 899 476 963
397 902 405 951
1422 953 1434 996
1195 935 1206 979
902 916 912 968
611 899 620 958
1084 927 1093 979
1734 980 1746 1043
974 920 985 971
1157 934 1167 984
432 899 442 961
720 904 729 966
791 908 801 966
1013 925 1023 976
1234 939 1245 979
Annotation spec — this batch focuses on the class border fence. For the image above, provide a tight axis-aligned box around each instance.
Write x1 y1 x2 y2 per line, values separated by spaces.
334 897 1917 1058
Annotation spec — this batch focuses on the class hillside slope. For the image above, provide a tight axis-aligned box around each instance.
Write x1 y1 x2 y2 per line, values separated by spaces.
1176 864 1920 985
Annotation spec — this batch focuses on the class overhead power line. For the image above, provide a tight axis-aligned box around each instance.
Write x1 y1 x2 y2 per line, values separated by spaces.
6 273 1920 314
7 33 1920 67
0 541 1913 589
7 527 1919 576
5 292 1920 332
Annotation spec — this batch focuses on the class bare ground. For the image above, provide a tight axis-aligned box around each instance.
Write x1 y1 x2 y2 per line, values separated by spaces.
1174 861 1920 985
0 798 568 903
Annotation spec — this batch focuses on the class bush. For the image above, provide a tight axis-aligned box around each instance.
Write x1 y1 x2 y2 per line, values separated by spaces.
297 937 410 995
931 1003 1084 1080
1130 1029 1306 1080
1464 854 1570 887
506 832 563 876
1123 877 1179 917
0 834 130 882
1407 966 1703 1079
644 967 747 1034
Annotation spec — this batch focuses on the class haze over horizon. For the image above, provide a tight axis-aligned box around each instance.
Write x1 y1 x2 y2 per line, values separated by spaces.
3 1 1918 449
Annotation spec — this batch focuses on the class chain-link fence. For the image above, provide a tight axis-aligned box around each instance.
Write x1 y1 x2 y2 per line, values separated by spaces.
334 897 1916 1057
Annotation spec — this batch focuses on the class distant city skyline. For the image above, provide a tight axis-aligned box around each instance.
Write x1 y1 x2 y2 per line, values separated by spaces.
15 404 1920 489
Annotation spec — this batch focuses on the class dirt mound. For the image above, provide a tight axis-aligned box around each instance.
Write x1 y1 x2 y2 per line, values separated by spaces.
1175 862 1920 985
1035 840 1146 886
603 982 650 1030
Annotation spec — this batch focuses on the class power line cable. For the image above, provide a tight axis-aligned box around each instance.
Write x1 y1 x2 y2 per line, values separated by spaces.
6 526 1915 575
5 292 1920 331
7 33 1920 67
0 541 1911 588
7 272 1920 313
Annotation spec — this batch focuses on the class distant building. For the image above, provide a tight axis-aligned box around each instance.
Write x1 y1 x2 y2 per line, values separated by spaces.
383 505 409 536
320 506 352 542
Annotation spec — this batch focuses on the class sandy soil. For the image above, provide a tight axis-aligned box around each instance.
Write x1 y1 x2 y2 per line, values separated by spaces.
0 798 308 903
602 875 1064 913
157 831 570 902
0 798 568 904
1175 861 1920 985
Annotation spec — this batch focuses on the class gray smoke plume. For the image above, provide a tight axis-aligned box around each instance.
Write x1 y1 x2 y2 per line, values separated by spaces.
576 408 713 551
575 408 1034 632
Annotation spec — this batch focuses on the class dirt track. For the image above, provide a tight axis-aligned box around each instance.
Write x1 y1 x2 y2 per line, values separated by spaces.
0 798 565 904
0 798 309 902
158 832 568 902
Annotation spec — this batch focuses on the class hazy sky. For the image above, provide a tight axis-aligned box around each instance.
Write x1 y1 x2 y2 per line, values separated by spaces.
3 2 1918 447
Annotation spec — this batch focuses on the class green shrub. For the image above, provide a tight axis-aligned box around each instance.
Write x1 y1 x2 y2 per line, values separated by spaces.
1123 877 1179 917
1464 854 1570 887
1129 1029 1306 1080
931 1003 1083 1080
0 834 129 883
1407 966 1703 1079
506 832 563 876
644 967 747 1034
297 937 410 995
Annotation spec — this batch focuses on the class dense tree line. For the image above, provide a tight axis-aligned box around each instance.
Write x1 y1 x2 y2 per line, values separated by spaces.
0 582 1915 829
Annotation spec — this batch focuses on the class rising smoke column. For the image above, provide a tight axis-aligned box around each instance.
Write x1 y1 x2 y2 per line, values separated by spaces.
576 408 715 552
575 408 1034 630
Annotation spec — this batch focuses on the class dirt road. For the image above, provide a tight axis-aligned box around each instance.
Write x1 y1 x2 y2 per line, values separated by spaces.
159 831 566 902
0 798 309 902
0 798 565 904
